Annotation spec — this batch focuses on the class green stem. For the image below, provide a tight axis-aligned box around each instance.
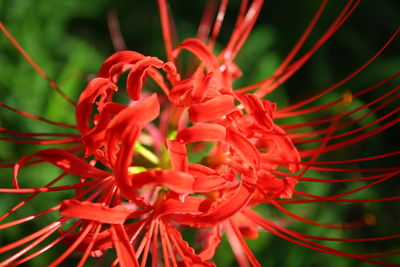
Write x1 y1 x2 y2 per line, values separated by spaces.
134 142 159 165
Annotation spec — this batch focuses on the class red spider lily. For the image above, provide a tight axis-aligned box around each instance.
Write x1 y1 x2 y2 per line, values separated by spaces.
1 0 399 266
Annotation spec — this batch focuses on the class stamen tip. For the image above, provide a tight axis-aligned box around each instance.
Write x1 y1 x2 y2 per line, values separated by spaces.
363 213 376 226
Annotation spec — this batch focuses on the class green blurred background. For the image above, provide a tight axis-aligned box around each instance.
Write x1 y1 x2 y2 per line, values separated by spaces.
0 0 399 266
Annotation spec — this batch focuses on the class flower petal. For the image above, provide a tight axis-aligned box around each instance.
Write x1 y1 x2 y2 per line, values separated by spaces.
76 77 118 134
258 171 298 199
173 38 223 86
189 94 237 122
169 78 195 106
270 125 301 173
130 170 195 194
177 123 226 144
14 149 110 188
193 183 254 226
166 139 188 172
82 102 126 157
105 94 160 200
165 222 216 267
193 174 229 193
126 57 164 100
105 94 160 163
170 183 254 228
60 199 132 224
198 226 222 261
188 163 219 176
226 127 260 169
98 50 145 82
191 70 214 101
155 196 209 218
235 93 273 129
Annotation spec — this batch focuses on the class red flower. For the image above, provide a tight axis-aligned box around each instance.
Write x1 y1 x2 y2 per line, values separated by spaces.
1 1 399 266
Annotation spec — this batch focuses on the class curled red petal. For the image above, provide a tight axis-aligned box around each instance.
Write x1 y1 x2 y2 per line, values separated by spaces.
189 94 237 122
107 130 140 202
170 183 254 228
270 125 301 173
105 93 160 163
192 71 214 101
59 199 132 224
76 77 118 134
173 38 223 86
165 222 216 267
166 139 188 172
188 163 219 176
193 183 254 226
235 93 273 129
155 196 211 218
107 124 140 198
14 149 110 188
226 127 260 169
104 94 160 200
177 123 226 144
162 61 180 85
119 93 160 125
257 171 298 199
235 211 260 239
130 170 195 194
193 174 229 192
126 57 164 100
82 102 126 157
198 226 222 261
169 78 195 106
97 50 145 82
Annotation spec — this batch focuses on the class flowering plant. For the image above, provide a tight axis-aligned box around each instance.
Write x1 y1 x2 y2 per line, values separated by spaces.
0 0 399 266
